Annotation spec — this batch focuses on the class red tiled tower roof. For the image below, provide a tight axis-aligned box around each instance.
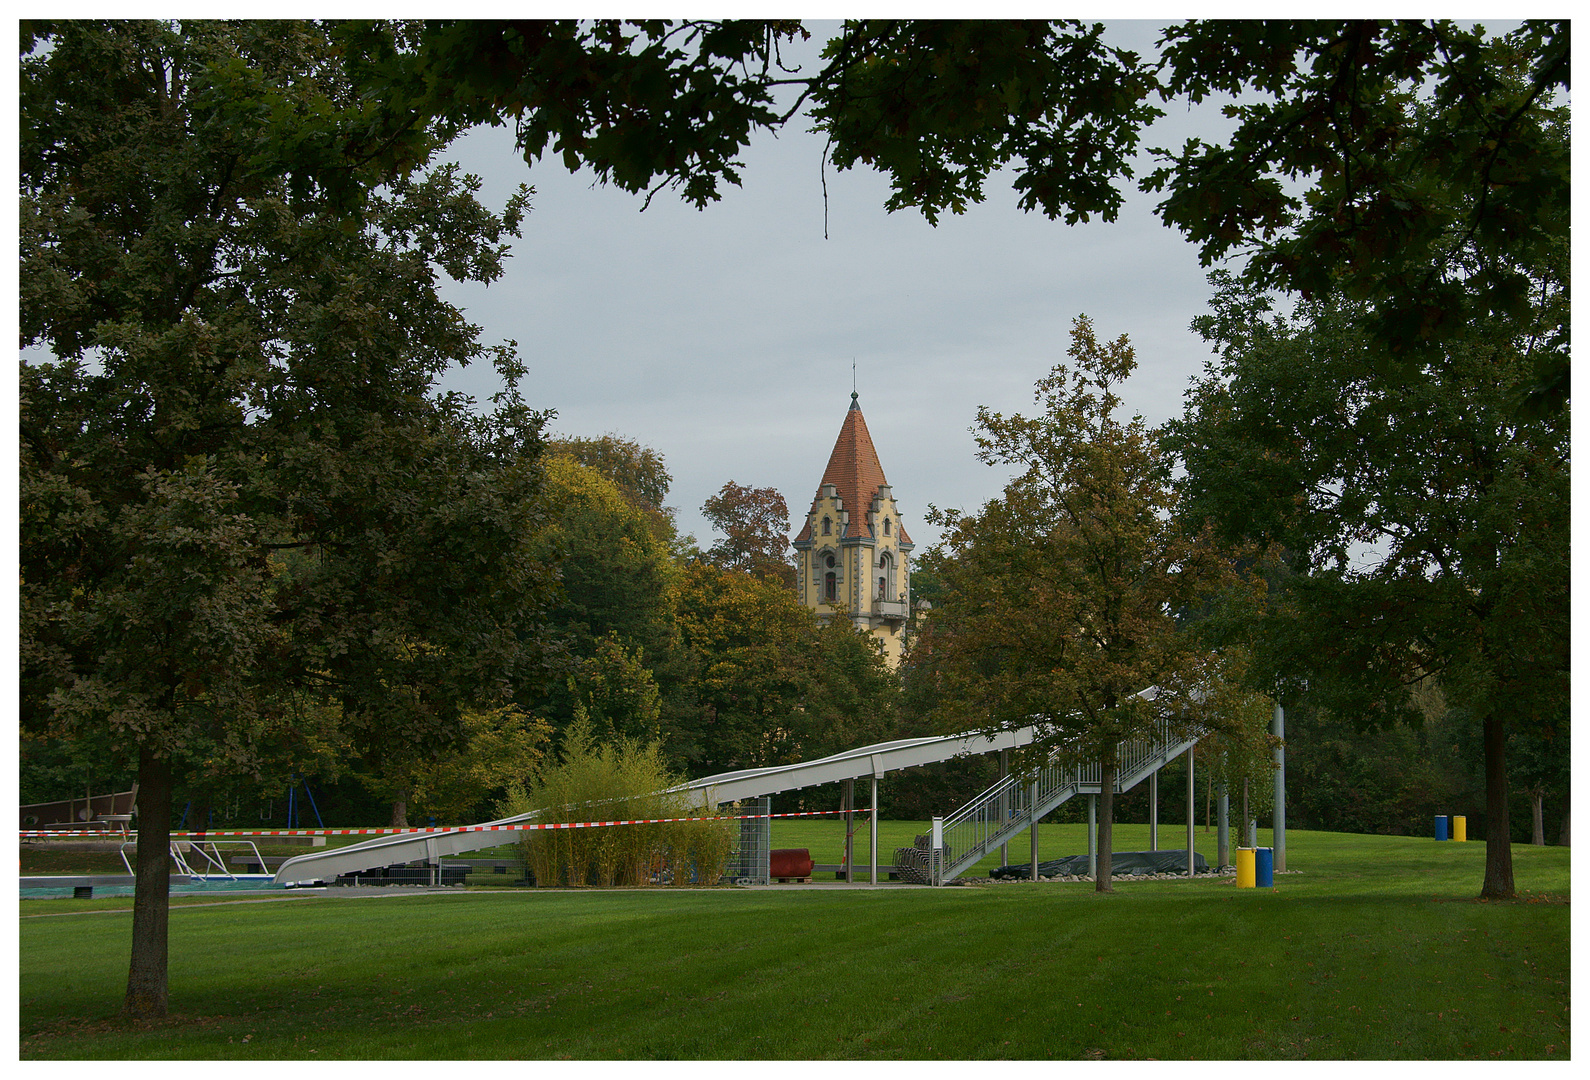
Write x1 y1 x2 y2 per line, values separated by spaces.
793 394 912 545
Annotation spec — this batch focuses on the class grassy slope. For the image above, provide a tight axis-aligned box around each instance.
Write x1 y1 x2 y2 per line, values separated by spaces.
19 828 1568 1060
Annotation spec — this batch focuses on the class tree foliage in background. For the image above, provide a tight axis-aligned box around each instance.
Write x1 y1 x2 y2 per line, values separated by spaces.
352 703 552 827
1164 275 1569 899
672 561 896 776
916 317 1254 893
19 20 556 1018
547 433 675 536
1187 650 1279 837
515 454 681 752
528 454 682 667
701 480 796 589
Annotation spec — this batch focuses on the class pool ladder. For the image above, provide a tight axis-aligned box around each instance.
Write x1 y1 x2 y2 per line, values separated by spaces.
119 838 267 881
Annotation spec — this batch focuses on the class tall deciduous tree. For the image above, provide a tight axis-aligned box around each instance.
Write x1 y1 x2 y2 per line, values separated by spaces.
20 21 556 1017
917 317 1249 892
1164 276 1569 898
701 481 796 589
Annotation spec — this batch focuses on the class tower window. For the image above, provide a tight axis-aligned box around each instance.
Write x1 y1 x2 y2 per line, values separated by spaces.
822 517 832 536
825 572 837 602
883 518 891 536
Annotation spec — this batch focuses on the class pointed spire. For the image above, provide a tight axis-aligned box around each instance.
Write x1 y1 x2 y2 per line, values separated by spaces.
793 395 911 544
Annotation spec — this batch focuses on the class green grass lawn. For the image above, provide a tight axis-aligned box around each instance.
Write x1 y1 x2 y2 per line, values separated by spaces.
19 827 1568 1060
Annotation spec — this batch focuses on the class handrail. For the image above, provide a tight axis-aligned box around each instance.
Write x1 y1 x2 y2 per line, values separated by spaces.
932 715 1201 885
122 838 268 882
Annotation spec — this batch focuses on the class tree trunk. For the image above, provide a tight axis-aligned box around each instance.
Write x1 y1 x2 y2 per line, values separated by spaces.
1557 789 1570 847
1531 788 1545 846
390 787 409 829
188 793 211 834
124 746 172 1019
1480 712 1515 899
1096 757 1115 894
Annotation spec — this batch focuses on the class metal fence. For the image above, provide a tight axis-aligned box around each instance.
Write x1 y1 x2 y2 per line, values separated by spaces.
724 797 770 886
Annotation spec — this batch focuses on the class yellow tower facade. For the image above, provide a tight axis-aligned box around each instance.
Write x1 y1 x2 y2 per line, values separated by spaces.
791 392 913 667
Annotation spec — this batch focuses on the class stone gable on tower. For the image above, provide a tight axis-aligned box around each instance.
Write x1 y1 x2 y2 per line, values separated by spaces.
792 392 913 667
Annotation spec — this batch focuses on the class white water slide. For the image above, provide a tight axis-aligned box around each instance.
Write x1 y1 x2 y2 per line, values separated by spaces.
273 689 1200 886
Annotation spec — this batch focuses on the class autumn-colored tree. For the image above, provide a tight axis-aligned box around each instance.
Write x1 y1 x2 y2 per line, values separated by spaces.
701 481 797 589
547 433 676 541
917 316 1249 892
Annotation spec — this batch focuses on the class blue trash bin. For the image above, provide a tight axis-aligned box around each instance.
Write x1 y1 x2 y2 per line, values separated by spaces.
1255 847 1274 887
1434 815 1449 841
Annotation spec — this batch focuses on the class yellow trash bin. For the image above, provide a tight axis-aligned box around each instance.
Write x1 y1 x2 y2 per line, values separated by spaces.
1236 848 1256 888
1453 815 1467 842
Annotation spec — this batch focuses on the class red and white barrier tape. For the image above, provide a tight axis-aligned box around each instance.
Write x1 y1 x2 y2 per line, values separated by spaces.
19 806 876 839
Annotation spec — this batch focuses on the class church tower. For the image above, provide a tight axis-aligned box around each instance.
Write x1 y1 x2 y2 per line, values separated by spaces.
791 392 913 667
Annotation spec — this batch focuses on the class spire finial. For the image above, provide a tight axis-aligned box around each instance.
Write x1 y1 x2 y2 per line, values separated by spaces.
851 358 859 408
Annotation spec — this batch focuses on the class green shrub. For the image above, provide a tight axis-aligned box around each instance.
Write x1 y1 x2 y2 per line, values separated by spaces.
499 717 733 887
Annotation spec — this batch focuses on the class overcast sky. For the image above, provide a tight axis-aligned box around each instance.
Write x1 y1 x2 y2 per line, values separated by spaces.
428 21 1243 553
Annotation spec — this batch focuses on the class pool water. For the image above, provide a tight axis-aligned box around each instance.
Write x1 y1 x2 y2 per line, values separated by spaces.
20 875 313 899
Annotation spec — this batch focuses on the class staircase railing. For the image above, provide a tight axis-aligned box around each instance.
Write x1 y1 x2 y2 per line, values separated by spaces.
932 717 1200 885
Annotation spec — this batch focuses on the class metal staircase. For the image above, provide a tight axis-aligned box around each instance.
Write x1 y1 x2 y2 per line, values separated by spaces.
931 715 1199 885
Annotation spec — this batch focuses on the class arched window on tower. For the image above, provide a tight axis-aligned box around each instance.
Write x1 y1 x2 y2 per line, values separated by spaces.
822 517 832 536
883 518 891 536
877 550 896 600
825 572 837 603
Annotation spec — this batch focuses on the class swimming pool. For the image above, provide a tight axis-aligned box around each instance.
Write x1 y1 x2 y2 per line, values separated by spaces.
20 875 316 900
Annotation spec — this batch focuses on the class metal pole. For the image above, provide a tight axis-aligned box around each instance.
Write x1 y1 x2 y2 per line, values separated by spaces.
1273 703 1287 873
1186 746 1196 878
1029 783 1039 882
1088 794 1098 880
1217 779 1230 870
1243 778 1253 847
999 749 1010 868
842 778 854 883
870 774 879 885
1149 770 1158 851
931 816 944 887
